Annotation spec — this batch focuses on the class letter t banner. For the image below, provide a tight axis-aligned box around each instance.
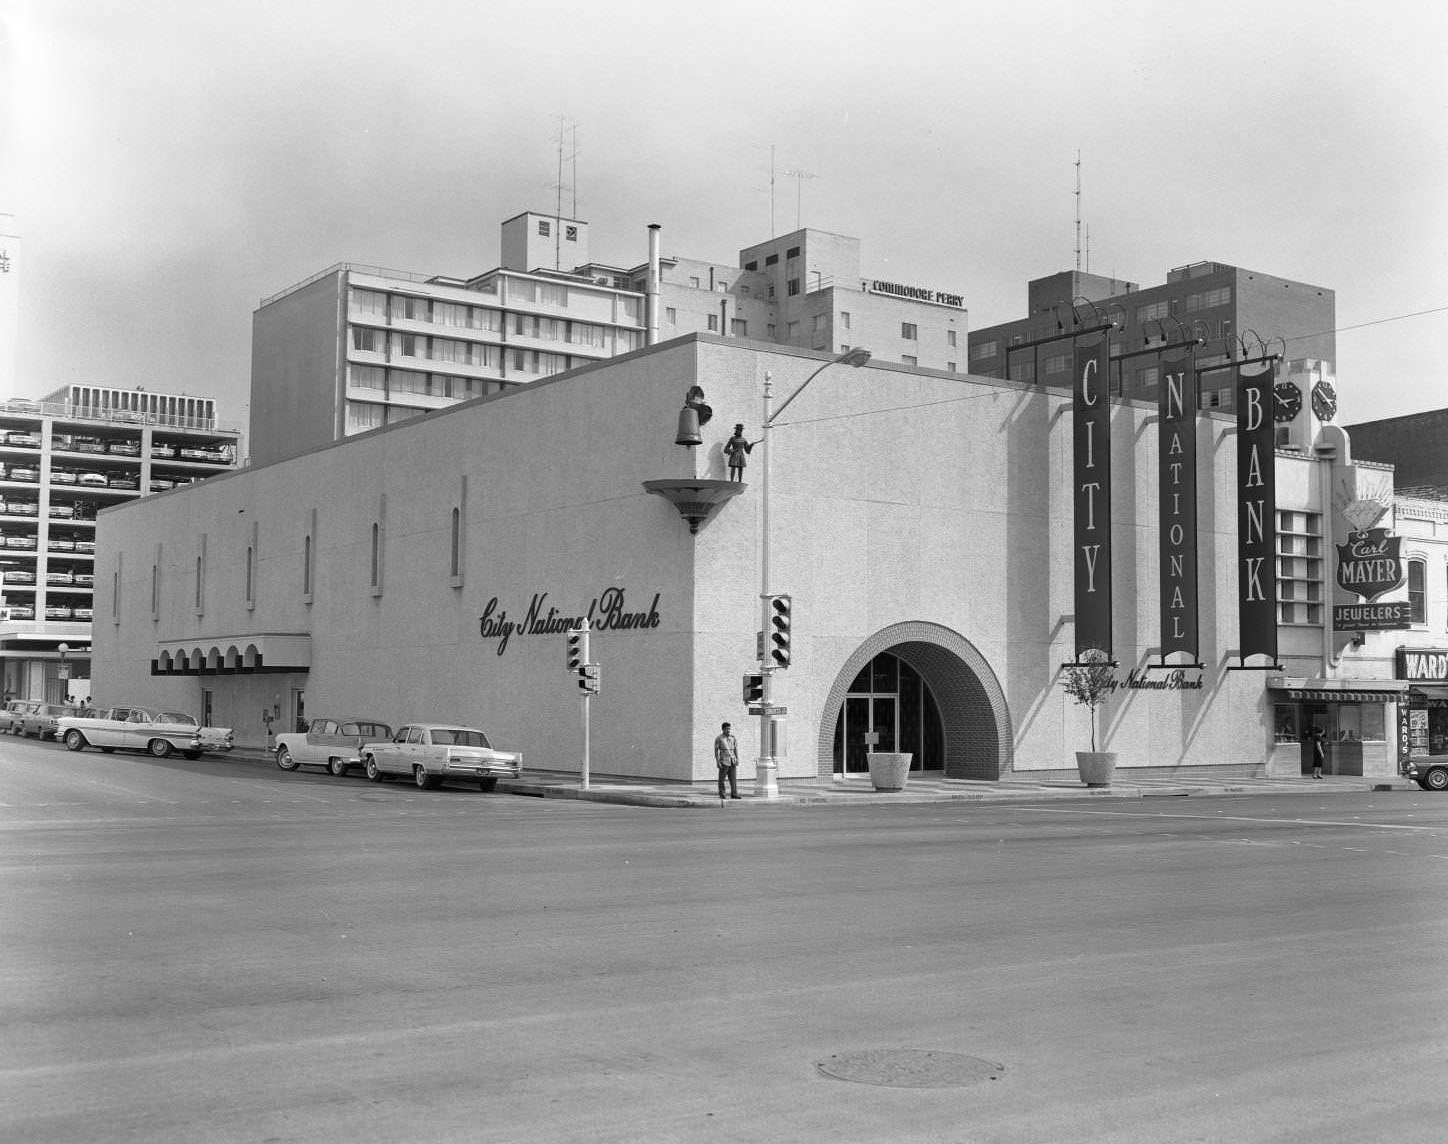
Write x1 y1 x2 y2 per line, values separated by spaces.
1236 363 1278 663
1073 333 1113 658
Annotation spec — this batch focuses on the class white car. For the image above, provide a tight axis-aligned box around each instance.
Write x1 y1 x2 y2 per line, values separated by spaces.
59 705 235 759
360 723 522 791
273 717 393 776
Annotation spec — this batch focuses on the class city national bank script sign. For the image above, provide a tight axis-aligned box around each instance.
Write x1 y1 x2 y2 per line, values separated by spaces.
1334 527 1410 630
478 587 661 655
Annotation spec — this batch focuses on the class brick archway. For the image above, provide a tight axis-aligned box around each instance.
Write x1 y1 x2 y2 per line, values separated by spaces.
814 622 1013 780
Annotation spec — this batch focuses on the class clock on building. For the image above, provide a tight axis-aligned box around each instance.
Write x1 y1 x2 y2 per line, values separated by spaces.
1273 381 1302 423
1311 379 1338 422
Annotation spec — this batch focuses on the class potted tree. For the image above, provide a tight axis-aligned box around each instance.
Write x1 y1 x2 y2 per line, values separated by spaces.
1061 648 1117 786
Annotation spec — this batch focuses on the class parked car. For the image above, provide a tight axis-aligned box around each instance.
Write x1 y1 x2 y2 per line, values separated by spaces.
4 431 40 447
6 466 38 482
76 472 108 486
75 540 95 554
49 469 78 485
0 698 35 732
1406 757 1448 791
149 478 175 492
107 476 140 490
73 572 94 586
4 605 35 620
46 537 74 552
360 723 523 791
6 535 38 549
106 442 141 456
150 443 177 459
71 607 92 620
58 705 235 759
3 570 35 584
17 702 77 740
274 717 394 776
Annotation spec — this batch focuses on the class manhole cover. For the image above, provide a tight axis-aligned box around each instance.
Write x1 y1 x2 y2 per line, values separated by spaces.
816 1049 1004 1088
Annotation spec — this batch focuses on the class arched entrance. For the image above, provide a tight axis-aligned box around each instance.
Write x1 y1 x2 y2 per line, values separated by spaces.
816 622 1013 781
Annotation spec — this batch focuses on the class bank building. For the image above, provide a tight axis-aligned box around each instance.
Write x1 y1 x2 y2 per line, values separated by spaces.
84 212 1448 789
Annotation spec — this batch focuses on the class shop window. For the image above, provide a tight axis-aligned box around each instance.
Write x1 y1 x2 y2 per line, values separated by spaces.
1273 704 1300 744
1409 558 1426 623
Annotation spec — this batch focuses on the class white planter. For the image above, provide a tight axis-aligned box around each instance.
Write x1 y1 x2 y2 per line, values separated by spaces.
866 752 913 791
1076 751 1117 787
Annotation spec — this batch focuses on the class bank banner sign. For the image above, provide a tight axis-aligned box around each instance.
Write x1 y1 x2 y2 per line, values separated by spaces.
1073 333 1112 658
1236 364 1277 663
1158 355 1199 661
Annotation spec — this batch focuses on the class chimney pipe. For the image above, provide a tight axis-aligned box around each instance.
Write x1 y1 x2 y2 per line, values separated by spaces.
646 224 662 346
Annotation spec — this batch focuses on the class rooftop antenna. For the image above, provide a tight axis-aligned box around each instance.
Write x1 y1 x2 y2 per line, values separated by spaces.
551 117 580 270
570 122 579 219
783 167 816 229
1085 222 1091 274
1074 150 1082 273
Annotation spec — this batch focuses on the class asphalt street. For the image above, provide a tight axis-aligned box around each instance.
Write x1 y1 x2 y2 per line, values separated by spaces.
2 737 1446 1143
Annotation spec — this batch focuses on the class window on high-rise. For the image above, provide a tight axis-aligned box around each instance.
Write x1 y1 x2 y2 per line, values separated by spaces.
538 220 551 237
787 279 800 296
901 323 918 340
947 330 957 347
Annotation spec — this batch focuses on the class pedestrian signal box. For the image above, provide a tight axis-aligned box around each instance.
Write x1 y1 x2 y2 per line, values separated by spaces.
578 663 601 695
742 673 764 704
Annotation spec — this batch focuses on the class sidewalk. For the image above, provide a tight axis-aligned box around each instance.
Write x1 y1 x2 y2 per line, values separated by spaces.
231 748 1418 808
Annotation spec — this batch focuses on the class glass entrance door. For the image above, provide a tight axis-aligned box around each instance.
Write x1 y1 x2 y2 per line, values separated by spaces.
833 652 944 774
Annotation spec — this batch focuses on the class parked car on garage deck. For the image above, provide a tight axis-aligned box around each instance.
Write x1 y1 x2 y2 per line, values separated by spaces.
274 717 393 776
360 723 522 790
58 705 234 759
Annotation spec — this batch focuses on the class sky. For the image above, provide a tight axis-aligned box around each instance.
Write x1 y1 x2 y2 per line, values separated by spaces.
3 0 1446 431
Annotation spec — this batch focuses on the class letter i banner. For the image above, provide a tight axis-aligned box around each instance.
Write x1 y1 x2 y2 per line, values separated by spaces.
1073 333 1112 659
1158 353 1199 661
1235 363 1278 663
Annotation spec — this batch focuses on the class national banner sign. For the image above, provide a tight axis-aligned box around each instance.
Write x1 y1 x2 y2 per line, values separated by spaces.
1073 333 1112 658
1158 352 1198 661
1236 364 1277 663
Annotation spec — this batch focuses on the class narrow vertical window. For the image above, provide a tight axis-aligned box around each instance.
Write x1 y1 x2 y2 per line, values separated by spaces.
1409 559 1426 624
151 564 160 617
303 534 312 595
195 556 203 609
370 523 381 590
450 507 461 578
244 546 255 605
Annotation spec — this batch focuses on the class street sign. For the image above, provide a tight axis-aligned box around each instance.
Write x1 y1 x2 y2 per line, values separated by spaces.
747 705 788 716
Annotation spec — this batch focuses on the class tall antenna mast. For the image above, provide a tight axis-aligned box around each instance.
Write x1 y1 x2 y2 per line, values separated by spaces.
783 167 816 229
770 144 776 236
570 122 578 219
554 117 565 270
1085 223 1091 274
1074 150 1082 273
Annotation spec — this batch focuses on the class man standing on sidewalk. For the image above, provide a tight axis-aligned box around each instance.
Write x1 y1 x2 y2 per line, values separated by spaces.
714 722 741 800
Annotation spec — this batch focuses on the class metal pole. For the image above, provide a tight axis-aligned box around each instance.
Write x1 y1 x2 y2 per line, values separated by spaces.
580 618 591 791
756 372 778 797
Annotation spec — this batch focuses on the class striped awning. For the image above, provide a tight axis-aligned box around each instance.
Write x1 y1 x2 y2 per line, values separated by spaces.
1276 687 1408 704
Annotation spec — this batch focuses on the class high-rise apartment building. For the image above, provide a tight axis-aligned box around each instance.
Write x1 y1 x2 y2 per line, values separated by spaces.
249 212 971 466
967 262 1335 410
0 385 239 702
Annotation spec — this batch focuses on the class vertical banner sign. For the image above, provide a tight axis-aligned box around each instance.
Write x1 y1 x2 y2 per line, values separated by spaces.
1236 364 1277 663
1073 334 1112 658
1158 354 1199 661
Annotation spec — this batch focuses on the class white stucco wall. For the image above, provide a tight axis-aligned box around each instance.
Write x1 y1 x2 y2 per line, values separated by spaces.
93 334 1280 783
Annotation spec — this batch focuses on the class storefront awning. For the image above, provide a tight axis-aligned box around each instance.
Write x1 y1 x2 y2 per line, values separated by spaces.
151 633 311 676
1410 684 1448 704
1272 679 1412 703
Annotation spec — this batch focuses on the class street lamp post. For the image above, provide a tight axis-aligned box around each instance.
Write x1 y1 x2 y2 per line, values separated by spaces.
755 347 871 797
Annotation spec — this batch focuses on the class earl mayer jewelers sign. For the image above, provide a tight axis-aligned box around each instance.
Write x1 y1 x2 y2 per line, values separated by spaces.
1334 527 1410 630
478 587 661 655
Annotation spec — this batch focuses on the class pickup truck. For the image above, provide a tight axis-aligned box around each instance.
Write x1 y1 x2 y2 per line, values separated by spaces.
273 717 393 776
58 705 234 759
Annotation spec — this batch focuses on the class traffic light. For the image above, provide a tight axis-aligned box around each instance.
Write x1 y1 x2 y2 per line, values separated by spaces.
566 626 587 672
769 594 792 668
742 673 764 704
578 664 601 695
